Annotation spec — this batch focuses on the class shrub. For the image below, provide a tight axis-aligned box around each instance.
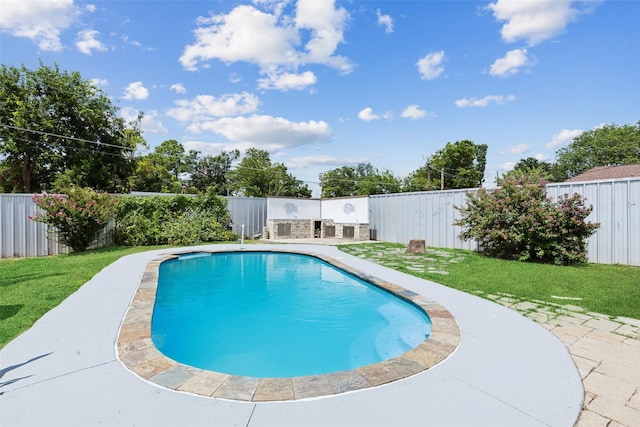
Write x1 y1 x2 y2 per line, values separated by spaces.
455 177 600 265
162 208 237 246
31 186 115 252
112 191 235 246
192 187 231 226
112 196 190 245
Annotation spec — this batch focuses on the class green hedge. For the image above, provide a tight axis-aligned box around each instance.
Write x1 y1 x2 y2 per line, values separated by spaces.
112 190 237 246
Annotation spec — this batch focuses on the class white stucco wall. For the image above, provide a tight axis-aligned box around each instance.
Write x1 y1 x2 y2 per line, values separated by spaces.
267 198 321 219
321 197 369 224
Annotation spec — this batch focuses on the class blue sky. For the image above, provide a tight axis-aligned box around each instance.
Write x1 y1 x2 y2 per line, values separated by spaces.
1 0 638 195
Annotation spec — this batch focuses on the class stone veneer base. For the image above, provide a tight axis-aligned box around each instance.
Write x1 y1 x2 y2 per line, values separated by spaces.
117 248 461 402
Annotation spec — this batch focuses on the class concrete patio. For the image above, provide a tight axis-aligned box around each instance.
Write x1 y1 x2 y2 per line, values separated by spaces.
483 293 640 427
1 244 585 426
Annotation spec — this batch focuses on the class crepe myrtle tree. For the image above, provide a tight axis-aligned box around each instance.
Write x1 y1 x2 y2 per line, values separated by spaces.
30 186 115 252
455 176 600 265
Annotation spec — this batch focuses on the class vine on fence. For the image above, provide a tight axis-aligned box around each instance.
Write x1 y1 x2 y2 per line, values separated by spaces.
112 189 236 246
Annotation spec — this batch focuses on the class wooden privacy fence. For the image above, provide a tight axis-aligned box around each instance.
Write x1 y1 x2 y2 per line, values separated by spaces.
2 178 638 265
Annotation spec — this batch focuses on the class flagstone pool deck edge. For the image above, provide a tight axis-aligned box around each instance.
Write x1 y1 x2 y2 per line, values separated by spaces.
117 248 462 402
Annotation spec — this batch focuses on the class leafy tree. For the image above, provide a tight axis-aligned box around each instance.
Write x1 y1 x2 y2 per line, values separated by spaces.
319 163 401 197
552 121 640 181
0 63 142 193
189 149 240 195
403 164 435 192
358 168 402 195
154 139 198 181
496 157 553 185
130 156 180 193
406 140 488 191
455 176 600 265
228 148 311 197
130 139 201 193
319 166 359 197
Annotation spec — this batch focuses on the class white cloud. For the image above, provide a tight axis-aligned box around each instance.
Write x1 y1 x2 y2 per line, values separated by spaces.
140 111 168 135
0 0 80 51
490 48 536 77
183 140 247 156
257 70 317 91
120 107 167 135
123 81 149 100
545 128 583 148
534 153 550 161
499 161 517 171
358 107 392 122
401 104 433 119
376 9 393 34
180 5 297 71
90 78 108 88
192 115 332 150
486 0 599 46
358 107 378 122
295 0 351 71
75 29 107 55
288 154 368 169
170 83 187 94
180 1 352 83
416 50 445 80
455 94 516 108
508 143 530 154
119 106 139 123
167 93 260 122
251 0 291 17
121 35 153 51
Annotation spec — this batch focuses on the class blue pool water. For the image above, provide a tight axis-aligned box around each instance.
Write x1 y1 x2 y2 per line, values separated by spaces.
152 252 432 378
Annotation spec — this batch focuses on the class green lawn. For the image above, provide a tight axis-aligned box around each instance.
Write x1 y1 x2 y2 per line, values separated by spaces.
0 246 166 349
339 243 640 320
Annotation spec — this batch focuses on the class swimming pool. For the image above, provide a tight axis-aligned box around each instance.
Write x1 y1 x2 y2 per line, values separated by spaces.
117 247 461 401
152 252 432 378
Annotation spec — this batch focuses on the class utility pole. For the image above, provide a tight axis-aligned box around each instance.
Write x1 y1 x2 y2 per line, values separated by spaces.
427 162 431 191
440 167 444 190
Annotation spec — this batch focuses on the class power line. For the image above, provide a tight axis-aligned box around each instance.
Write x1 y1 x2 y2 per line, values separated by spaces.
0 123 135 152
6 135 132 159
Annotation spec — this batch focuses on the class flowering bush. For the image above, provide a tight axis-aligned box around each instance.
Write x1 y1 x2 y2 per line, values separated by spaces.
31 186 115 252
455 177 600 265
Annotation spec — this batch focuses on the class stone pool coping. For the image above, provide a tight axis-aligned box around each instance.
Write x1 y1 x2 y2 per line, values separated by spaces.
116 247 461 402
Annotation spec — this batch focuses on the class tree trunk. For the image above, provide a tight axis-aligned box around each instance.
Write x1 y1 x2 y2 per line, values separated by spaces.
22 155 33 193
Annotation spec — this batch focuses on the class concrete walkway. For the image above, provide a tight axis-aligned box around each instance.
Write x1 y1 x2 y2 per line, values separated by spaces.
482 293 640 427
2 244 586 426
